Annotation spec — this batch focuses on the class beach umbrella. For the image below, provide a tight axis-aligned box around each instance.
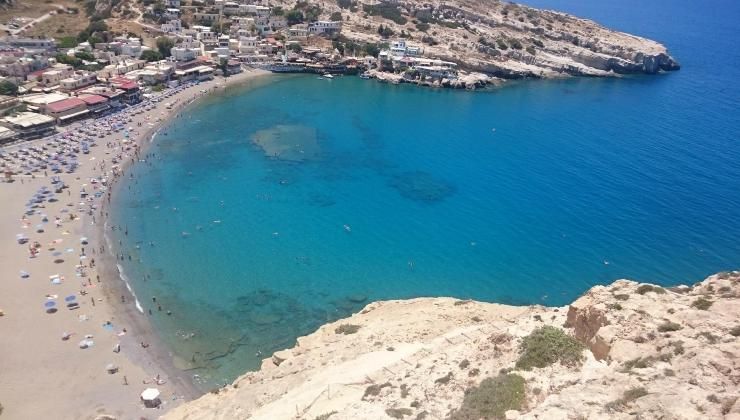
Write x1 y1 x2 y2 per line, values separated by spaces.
52 251 62 256
106 363 119 374
64 295 77 302
44 301 56 308
20 270 30 278
141 388 161 407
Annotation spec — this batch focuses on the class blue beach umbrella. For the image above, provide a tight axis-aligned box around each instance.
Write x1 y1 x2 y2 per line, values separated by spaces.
44 301 56 308
64 295 77 302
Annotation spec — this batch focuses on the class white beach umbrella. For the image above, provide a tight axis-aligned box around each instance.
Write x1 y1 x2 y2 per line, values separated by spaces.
141 388 160 401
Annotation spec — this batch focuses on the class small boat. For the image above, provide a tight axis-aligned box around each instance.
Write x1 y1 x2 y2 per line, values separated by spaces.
343 224 351 232
321 73 334 79
359 72 371 79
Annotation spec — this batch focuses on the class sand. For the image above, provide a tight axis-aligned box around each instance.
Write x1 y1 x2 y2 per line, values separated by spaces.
0 68 271 420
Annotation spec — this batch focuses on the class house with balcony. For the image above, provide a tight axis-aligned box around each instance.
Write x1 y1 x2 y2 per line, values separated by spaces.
308 21 342 36
59 71 98 92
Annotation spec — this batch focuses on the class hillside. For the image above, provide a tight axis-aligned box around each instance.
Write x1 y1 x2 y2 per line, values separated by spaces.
165 272 739 419
270 0 680 78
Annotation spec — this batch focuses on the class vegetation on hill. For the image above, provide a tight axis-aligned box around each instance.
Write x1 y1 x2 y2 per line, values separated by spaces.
515 326 584 370
452 373 526 419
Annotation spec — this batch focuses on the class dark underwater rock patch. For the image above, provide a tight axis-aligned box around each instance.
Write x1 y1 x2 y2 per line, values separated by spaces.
389 171 456 203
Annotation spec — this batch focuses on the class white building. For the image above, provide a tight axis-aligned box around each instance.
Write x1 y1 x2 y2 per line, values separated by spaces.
161 19 183 33
308 21 342 35
164 0 180 7
171 47 198 62
59 71 98 92
390 40 423 57
238 36 258 54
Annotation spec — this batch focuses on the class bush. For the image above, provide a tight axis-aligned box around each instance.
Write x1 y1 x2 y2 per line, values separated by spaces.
314 411 337 420
335 324 361 334
386 408 413 419
621 356 654 371
509 38 523 49
515 326 584 370
0 80 18 96
415 22 430 32
636 284 666 295
526 46 536 55
691 297 713 310
435 372 453 385
57 36 79 48
337 0 353 9
730 325 740 337
140 50 163 62
363 3 407 25
363 382 391 399
452 374 526 419
421 35 437 46
496 39 508 50
606 387 648 412
330 12 342 21
286 9 304 25
658 321 682 332
156 36 174 57
614 294 629 301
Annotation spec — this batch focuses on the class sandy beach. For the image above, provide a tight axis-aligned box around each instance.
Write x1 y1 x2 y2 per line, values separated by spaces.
0 68 271 420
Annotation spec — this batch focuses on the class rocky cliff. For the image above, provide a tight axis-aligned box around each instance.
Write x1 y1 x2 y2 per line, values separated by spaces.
165 272 739 420
277 0 679 80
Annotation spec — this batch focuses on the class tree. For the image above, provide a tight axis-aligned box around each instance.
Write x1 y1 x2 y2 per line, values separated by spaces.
286 9 304 25
288 43 302 52
0 80 18 96
87 35 103 46
330 12 342 21
362 43 380 57
156 36 175 57
75 51 95 61
272 6 284 16
218 58 229 76
140 50 163 62
55 53 83 68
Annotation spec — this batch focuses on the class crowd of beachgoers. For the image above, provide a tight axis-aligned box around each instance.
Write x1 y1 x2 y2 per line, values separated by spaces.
0 69 269 419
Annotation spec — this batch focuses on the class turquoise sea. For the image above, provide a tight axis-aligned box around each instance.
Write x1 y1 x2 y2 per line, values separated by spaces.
110 0 740 389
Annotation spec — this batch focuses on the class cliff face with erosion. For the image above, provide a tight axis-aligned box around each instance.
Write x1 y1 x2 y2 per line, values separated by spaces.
278 0 679 79
166 272 739 420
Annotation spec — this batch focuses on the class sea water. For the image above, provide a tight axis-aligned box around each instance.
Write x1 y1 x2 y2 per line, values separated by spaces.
110 0 740 389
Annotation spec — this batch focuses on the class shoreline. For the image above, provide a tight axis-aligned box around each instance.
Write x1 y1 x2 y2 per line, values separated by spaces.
90 68 276 401
0 68 272 419
95 68 277 400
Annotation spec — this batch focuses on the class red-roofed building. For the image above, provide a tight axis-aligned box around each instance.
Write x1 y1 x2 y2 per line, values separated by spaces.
45 97 89 123
78 94 110 114
110 77 142 104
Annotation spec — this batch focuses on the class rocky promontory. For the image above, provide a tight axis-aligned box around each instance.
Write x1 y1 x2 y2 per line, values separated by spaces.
165 272 739 420
282 0 679 83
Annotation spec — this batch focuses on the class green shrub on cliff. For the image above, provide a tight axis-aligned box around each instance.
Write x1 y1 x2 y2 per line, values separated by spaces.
335 324 361 334
658 321 682 332
636 284 666 295
452 373 526 419
691 297 713 310
515 326 584 370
